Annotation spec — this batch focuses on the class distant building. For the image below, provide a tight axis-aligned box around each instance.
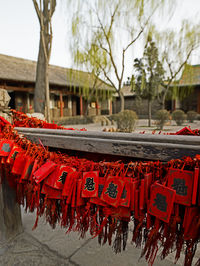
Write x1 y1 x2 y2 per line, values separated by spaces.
113 65 200 117
175 64 200 113
112 84 162 118
0 54 114 119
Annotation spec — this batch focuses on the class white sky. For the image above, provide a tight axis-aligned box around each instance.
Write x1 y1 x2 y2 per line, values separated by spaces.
0 0 200 83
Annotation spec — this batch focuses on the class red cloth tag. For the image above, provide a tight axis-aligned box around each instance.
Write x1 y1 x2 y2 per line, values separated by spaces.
6 145 22 165
112 206 131 219
29 159 39 181
62 171 78 197
1 157 6 164
101 176 125 207
0 139 14 157
76 179 85 206
183 207 200 240
33 161 57 184
90 177 107 206
144 173 152 202
192 168 199 205
45 165 60 187
134 189 139 219
139 179 145 210
130 180 139 211
11 152 27 175
120 180 131 207
42 184 63 199
66 177 76 204
148 183 176 223
81 171 99 198
20 156 34 182
71 179 77 207
167 168 195 206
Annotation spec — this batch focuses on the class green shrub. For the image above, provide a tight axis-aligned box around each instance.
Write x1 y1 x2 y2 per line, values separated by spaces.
113 110 138 132
57 116 93 125
155 109 170 130
172 110 186 126
187 110 197 123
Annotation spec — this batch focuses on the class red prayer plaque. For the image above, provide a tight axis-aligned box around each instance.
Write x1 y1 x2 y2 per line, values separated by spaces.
139 179 145 210
192 168 199 205
20 156 34 181
71 179 77 207
0 139 14 157
62 171 78 197
90 177 107 206
120 180 131 208
76 179 85 206
130 180 139 211
29 159 39 181
6 145 22 165
148 183 176 223
33 161 57 184
101 176 125 207
11 152 27 175
81 171 99 198
54 165 76 190
43 185 63 199
167 168 195 206
144 173 153 202
45 165 60 187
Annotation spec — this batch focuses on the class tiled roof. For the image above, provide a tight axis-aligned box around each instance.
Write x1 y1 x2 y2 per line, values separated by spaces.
178 64 200 86
0 54 114 91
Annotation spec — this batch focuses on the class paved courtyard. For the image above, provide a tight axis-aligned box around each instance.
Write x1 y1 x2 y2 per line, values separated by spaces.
65 119 200 134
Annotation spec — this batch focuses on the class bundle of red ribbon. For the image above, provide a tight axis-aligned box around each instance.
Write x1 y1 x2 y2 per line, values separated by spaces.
0 115 199 266
11 109 86 131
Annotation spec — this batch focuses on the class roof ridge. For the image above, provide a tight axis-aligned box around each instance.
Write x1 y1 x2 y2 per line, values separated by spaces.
0 53 92 74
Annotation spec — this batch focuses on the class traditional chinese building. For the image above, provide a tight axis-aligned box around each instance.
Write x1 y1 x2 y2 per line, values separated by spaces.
175 64 200 113
0 54 114 119
113 64 200 117
112 84 162 118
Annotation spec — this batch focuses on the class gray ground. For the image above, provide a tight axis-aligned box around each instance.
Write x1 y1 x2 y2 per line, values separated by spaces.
0 119 200 266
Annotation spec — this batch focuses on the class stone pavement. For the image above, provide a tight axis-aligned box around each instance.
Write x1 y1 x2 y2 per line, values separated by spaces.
0 119 200 266
65 119 200 134
0 209 199 266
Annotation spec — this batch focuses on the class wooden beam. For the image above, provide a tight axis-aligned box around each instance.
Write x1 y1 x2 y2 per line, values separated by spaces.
14 128 200 161
3 85 34 92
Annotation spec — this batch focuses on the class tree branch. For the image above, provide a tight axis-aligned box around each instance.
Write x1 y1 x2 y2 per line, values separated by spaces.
95 8 120 82
32 0 41 22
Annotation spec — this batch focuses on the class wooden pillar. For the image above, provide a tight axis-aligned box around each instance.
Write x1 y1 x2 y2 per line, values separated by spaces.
0 89 23 242
80 95 83 116
27 92 30 113
197 89 200 113
96 100 99 115
109 99 112 115
60 91 63 117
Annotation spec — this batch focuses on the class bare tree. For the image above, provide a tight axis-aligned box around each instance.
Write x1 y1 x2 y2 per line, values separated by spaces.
156 21 200 109
70 0 171 112
32 0 56 122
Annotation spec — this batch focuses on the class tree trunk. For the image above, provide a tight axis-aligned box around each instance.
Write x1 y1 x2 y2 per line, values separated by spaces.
34 37 47 114
119 91 125 112
148 99 152 127
161 95 165 110
33 0 54 122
